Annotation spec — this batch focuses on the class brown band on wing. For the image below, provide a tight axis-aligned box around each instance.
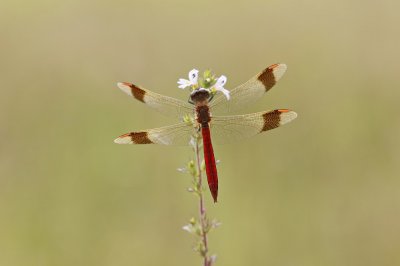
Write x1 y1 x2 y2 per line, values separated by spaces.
122 132 153 144
257 64 279 91
122 82 146 103
261 110 282 132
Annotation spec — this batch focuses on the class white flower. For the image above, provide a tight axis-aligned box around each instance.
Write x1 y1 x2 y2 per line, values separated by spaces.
182 224 192 233
177 69 199 89
213 75 230 100
182 224 196 234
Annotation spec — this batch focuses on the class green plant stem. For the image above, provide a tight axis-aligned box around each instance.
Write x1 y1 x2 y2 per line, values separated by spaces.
194 138 211 266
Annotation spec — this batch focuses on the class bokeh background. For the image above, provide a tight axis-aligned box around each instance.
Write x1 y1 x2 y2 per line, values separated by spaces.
1 0 400 265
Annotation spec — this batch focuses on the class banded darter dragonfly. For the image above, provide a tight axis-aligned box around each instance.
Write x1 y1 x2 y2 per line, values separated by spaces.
114 64 297 202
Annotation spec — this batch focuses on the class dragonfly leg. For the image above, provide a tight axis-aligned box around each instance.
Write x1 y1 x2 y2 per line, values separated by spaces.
187 97 194 105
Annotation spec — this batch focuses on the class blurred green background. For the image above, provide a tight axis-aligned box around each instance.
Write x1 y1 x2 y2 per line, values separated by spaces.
1 0 399 265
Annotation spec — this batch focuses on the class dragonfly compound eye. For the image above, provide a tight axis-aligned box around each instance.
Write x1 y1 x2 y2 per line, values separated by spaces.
190 88 211 103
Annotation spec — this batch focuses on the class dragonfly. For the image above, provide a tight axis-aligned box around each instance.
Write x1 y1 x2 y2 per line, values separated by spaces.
114 63 297 202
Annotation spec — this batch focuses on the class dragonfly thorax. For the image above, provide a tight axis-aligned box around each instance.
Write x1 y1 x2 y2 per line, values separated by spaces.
196 105 211 126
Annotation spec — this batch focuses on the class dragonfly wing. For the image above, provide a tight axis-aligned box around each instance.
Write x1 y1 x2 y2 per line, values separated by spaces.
209 63 287 115
209 109 297 145
117 82 194 119
114 122 195 146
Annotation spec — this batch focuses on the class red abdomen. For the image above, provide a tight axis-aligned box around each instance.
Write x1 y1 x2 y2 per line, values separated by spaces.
201 125 218 202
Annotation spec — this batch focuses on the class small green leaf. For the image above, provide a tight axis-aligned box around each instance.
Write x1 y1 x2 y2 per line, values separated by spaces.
201 159 206 171
183 114 195 125
203 69 212 79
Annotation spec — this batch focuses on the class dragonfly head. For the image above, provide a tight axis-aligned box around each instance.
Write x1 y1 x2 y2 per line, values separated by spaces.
189 88 212 105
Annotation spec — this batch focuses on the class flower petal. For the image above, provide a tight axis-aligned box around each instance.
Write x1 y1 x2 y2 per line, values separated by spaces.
216 87 230 100
182 224 194 234
188 69 199 84
214 75 227 88
177 78 191 89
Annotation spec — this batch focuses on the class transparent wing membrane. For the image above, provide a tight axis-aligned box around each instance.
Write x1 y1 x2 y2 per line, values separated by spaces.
114 122 195 146
210 64 287 115
209 109 297 145
117 82 193 119
115 110 297 146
